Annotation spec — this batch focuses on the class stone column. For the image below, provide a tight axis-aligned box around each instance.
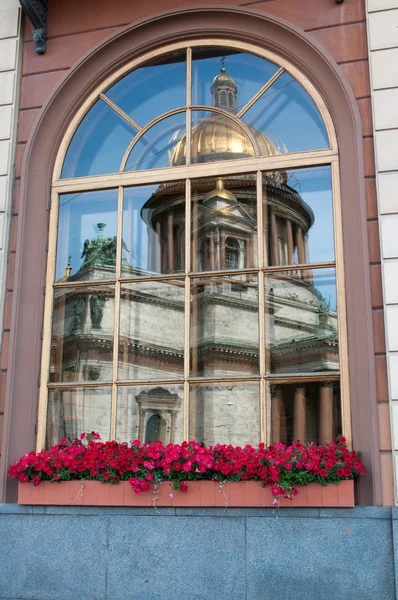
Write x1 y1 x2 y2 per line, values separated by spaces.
155 221 162 273
220 230 226 270
304 234 313 284
286 219 295 266
138 409 145 442
319 382 334 444
167 213 174 272
209 231 215 271
193 200 199 271
271 386 284 444
170 411 177 443
271 210 280 266
294 386 306 441
147 226 153 271
295 226 306 279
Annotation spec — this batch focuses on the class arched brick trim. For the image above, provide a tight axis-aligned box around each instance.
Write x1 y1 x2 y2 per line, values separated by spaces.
0 6 380 504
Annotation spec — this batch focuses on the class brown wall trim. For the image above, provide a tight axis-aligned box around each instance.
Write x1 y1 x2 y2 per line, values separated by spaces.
0 5 381 504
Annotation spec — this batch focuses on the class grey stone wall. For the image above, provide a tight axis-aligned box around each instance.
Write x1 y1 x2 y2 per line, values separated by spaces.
0 505 396 600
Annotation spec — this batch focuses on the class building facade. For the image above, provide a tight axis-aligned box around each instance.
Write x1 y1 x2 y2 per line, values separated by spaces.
0 1 398 598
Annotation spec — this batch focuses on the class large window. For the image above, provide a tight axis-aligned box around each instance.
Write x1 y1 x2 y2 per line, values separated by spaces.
39 42 349 449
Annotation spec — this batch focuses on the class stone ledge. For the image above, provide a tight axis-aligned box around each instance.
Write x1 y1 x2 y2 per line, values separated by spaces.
0 503 393 519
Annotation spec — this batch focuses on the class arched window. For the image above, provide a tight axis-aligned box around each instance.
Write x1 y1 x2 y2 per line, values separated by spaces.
41 42 347 449
145 413 162 443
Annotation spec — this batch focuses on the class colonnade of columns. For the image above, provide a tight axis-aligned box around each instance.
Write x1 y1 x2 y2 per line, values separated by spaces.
271 382 335 445
270 208 313 284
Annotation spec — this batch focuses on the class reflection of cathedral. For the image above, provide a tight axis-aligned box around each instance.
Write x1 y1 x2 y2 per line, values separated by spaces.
49 64 340 448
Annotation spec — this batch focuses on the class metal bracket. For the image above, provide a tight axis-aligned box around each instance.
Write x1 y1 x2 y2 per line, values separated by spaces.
335 0 345 3
19 0 48 54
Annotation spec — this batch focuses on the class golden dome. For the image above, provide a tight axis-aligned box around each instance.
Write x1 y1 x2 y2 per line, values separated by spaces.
212 66 237 89
170 113 279 166
203 178 237 203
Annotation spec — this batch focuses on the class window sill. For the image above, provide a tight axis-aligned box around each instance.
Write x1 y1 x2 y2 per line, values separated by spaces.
18 480 354 508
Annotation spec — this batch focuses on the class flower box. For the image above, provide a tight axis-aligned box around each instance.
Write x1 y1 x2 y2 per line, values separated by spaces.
18 479 354 508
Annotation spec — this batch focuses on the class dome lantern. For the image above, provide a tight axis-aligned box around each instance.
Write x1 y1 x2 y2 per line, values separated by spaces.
211 57 238 113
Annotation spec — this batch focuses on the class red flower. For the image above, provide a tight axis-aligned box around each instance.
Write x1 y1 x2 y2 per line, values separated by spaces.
8 432 364 499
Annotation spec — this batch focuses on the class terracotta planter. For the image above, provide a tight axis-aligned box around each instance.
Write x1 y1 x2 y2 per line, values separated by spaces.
18 479 354 507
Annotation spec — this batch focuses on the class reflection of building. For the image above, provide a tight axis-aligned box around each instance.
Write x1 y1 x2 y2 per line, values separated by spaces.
50 65 339 447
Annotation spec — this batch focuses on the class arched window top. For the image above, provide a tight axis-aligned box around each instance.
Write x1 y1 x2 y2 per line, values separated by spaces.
58 42 335 181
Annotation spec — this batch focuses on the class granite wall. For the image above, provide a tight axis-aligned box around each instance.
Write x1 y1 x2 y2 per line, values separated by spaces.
0 505 396 600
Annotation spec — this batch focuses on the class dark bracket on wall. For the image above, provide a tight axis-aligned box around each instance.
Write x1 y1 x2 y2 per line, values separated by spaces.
19 0 48 54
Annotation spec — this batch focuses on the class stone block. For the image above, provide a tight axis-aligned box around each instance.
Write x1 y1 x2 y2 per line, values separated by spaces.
0 139 10 175
0 515 108 600
368 0 398 12
107 516 246 600
378 173 398 215
0 175 7 211
0 37 17 72
0 71 14 105
374 89 398 131
368 10 398 50
381 214 398 259
0 3 20 39
376 129 398 172
0 104 12 139
384 260 398 304
371 48 398 90
246 516 395 600
390 354 398 400
386 306 398 351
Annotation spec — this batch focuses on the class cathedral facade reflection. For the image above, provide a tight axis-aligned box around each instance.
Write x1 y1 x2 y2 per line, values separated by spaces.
48 63 341 448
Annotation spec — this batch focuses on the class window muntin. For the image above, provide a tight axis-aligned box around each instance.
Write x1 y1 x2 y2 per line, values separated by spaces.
43 41 346 450
61 100 137 179
105 50 187 127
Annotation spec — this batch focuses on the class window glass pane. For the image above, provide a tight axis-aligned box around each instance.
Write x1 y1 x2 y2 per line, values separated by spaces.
191 174 257 272
191 47 279 112
265 268 338 374
105 50 186 128
122 182 185 277
242 72 329 153
124 112 186 172
56 190 118 283
189 381 260 445
46 387 112 447
119 280 185 381
186 110 258 165
62 99 136 178
116 384 184 444
50 285 115 383
269 380 341 445
190 275 259 378
263 166 334 267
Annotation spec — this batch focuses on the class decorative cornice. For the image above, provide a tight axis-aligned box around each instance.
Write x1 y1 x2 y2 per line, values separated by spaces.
19 0 48 54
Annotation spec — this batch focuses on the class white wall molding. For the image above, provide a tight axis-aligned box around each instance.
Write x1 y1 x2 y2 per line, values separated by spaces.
0 0 22 353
